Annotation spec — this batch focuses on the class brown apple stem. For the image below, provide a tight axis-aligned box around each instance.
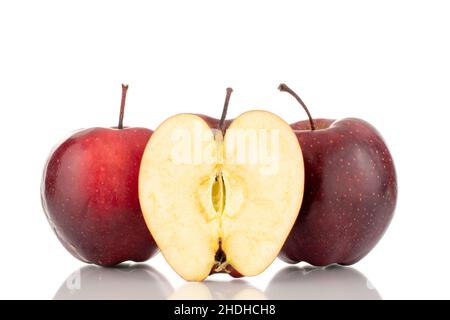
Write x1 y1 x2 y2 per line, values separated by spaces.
278 83 316 130
118 84 129 129
218 87 233 134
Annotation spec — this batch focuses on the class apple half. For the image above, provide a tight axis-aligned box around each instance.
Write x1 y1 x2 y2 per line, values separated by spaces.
139 110 304 281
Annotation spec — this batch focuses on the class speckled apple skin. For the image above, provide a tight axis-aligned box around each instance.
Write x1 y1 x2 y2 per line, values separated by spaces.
41 127 158 266
280 118 397 266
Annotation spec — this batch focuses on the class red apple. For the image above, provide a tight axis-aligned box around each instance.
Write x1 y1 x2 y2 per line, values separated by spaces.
278 83 397 266
41 84 158 266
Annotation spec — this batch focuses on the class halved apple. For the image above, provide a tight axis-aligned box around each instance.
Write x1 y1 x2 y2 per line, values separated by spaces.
139 110 304 281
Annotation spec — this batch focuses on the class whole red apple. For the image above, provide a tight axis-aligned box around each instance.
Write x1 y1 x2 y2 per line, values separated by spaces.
41 85 158 266
278 84 397 266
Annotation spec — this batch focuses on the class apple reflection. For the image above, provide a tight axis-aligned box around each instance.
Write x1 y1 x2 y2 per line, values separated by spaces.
266 265 381 300
170 280 266 300
54 264 173 300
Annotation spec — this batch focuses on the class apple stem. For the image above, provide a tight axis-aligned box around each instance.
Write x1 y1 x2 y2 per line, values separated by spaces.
118 84 129 129
218 87 233 134
278 83 316 130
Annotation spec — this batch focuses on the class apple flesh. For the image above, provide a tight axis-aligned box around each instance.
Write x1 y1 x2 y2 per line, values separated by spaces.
41 85 158 266
278 84 397 266
139 98 305 281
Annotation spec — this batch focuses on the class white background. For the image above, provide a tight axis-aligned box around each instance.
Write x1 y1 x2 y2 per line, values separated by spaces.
0 0 449 299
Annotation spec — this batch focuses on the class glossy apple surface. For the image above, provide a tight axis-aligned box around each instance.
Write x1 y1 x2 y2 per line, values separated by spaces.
280 117 397 266
42 127 158 266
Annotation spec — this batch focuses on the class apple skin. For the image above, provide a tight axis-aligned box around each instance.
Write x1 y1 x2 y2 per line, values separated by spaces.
195 114 232 131
41 127 158 266
280 118 397 266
